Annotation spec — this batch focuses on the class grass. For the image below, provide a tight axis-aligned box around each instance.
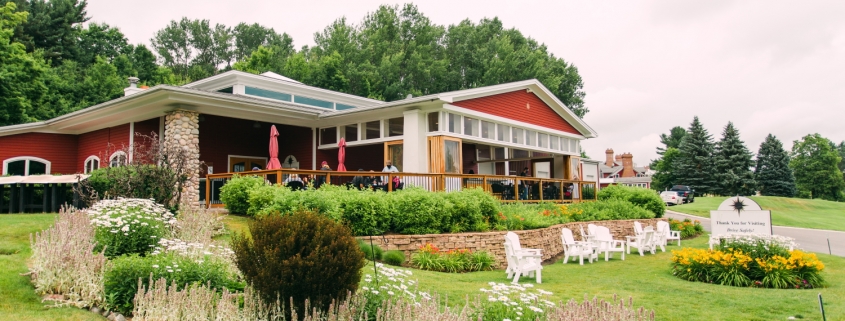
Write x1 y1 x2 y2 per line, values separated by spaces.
671 196 845 231
2 213 844 320
0 214 104 321
213 214 252 243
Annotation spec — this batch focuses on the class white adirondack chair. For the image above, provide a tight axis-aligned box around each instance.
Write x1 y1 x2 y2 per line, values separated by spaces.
626 226 657 256
594 226 626 261
503 232 542 283
657 220 681 247
633 221 644 236
587 224 598 240
560 228 596 265
579 225 592 243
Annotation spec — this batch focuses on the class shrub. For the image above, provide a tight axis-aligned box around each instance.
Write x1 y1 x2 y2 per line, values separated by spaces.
87 198 175 258
598 185 665 218
444 188 499 233
668 218 704 238
359 239 384 261
29 207 107 308
410 243 495 273
567 198 655 221
104 252 241 314
220 174 265 215
390 188 450 234
383 250 406 266
232 210 365 316
340 190 392 235
672 235 825 289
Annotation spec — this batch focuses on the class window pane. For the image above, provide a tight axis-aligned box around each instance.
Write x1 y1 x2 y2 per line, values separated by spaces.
463 117 478 136
477 146 491 160
342 124 358 142
512 128 523 144
388 144 403 172
526 130 536 146
570 139 577 153
6 160 25 176
444 140 461 174
494 147 505 160
512 149 529 158
428 112 439 132
365 121 380 139
385 117 404 137
336 103 356 110
320 127 337 145
497 124 509 141
538 133 548 148
448 113 461 133
562 138 570 152
110 154 126 167
294 95 333 109
481 121 495 139
217 87 233 94
550 136 559 150
245 86 291 101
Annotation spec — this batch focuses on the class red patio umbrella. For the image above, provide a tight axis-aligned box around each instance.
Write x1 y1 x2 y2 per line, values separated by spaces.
337 137 347 171
267 125 282 170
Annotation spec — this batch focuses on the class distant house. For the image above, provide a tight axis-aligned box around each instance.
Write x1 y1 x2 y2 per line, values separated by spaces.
598 149 652 188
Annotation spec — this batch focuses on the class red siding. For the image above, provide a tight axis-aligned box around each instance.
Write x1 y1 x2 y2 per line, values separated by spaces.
451 90 581 135
76 124 132 172
133 117 160 140
0 133 78 174
199 115 315 173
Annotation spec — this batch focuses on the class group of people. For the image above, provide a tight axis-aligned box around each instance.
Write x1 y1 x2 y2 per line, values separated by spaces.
278 160 401 190
517 167 575 200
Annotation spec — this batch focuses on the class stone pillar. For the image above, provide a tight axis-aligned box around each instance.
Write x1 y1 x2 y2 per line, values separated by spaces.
164 110 200 208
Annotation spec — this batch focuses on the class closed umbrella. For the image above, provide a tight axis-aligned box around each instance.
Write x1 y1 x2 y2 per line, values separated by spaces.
267 125 282 170
337 137 347 171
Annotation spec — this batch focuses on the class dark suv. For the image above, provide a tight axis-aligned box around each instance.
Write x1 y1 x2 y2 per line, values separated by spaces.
669 185 695 203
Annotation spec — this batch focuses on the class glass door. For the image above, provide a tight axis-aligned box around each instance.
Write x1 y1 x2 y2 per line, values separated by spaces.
384 141 403 171
229 157 267 172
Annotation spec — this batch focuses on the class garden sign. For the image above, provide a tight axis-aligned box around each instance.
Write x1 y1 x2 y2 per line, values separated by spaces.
710 196 772 235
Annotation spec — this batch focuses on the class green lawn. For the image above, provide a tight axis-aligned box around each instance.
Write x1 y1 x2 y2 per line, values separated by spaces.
0 214 104 321
3 214 844 321
671 196 845 231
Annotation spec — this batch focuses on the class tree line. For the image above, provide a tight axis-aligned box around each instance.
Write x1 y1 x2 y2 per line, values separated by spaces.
1 1 588 127
651 116 845 202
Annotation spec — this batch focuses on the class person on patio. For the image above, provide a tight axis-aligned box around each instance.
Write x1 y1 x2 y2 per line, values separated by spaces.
519 167 531 200
283 174 302 184
351 169 368 190
368 170 382 190
314 161 332 189
381 160 399 190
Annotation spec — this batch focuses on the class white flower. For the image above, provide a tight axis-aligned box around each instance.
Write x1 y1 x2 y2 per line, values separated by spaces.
371 290 379 295
387 291 395 296
152 265 159 268
498 296 509 302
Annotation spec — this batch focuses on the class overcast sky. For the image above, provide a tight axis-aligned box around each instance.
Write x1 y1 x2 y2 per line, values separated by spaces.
86 0 845 166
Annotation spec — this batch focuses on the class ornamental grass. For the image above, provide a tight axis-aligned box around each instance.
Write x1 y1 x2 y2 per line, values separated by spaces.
29 207 107 308
671 235 825 289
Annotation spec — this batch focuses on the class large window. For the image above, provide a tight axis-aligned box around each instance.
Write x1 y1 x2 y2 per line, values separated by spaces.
84 156 100 174
463 117 479 136
342 124 358 142
244 86 292 101
497 124 509 142
385 117 404 137
320 127 337 145
2 156 50 176
448 113 461 133
481 121 495 139
444 140 461 174
512 128 524 144
428 112 439 132
109 152 127 167
365 121 380 139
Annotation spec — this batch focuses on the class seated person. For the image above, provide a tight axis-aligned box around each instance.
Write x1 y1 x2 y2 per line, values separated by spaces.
351 169 368 189
283 174 302 184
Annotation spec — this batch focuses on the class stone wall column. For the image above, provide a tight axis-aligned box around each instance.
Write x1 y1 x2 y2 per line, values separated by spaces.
164 110 200 208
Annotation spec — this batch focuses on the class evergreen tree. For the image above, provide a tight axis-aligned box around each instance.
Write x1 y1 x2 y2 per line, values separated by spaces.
755 134 796 197
789 134 845 201
656 126 686 156
675 116 716 195
11 0 89 65
713 122 756 196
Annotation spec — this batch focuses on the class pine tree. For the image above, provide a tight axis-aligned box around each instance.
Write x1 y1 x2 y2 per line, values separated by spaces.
676 116 716 195
755 134 796 197
713 122 756 196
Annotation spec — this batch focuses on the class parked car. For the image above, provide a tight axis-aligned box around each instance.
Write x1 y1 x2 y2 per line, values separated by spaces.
669 185 695 203
660 191 684 206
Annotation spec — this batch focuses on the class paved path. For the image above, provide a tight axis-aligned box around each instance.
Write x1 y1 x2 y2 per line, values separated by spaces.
665 210 845 257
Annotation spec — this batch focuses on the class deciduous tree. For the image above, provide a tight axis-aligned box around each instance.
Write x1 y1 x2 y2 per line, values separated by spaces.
789 134 845 201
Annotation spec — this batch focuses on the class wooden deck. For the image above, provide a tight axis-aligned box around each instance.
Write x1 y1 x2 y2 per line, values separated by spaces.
204 169 597 208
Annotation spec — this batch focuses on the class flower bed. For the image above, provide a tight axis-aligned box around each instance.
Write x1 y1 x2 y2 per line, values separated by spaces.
667 218 704 239
410 243 495 273
671 234 825 289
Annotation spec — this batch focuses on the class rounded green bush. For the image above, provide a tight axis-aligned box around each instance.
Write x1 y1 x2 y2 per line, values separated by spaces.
220 174 265 215
359 240 384 261
598 185 665 218
232 210 365 315
382 250 405 266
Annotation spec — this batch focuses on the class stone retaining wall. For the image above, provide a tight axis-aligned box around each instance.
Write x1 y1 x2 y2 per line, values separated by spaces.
358 218 667 266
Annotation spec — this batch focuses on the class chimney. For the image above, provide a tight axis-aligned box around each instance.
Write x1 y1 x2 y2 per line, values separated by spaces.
124 77 143 96
621 153 635 177
605 149 615 167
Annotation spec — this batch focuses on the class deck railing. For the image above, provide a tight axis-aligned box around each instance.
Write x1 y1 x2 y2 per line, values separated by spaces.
205 169 597 209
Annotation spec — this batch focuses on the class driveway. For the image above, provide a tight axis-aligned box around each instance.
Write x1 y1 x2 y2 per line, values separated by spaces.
665 210 845 257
